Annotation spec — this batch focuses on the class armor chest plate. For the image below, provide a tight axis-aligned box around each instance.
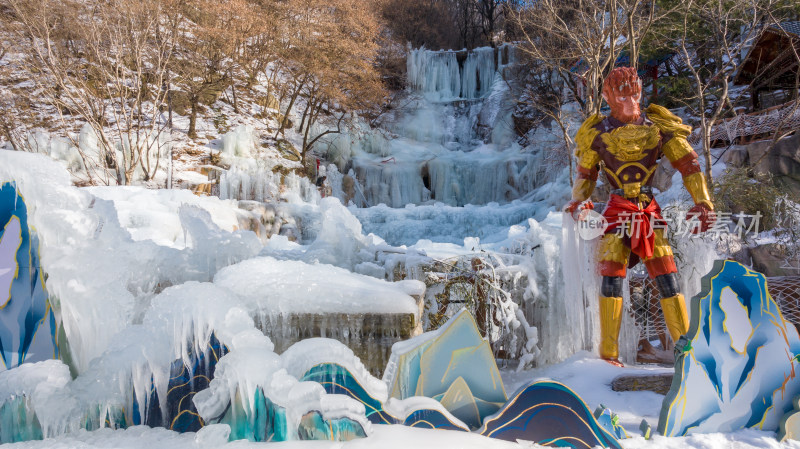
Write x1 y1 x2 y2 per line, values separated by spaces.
600 124 661 162
594 121 663 190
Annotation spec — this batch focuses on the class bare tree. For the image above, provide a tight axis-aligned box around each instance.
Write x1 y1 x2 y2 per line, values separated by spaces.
274 0 386 165
665 0 785 183
8 0 177 185
516 60 580 184
168 0 246 139
478 0 505 46
619 0 659 70
514 0 623 118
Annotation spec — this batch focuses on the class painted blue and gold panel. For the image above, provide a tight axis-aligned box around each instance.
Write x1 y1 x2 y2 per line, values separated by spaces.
659 260 800 436
0 182 58 370
478 381 622 449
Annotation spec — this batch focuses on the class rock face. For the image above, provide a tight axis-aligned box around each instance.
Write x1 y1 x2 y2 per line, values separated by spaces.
746 132 800 195
659 260 800 437
257 312 419 377
611 373 673 395
721 146 750 168
235 201 280 243
750 243 796 277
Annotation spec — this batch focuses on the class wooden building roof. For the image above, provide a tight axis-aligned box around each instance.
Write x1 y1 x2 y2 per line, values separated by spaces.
734 22 800 90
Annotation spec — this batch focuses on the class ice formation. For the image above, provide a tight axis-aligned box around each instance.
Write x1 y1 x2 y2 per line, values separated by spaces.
219 160 320 204
221 125 258 159
406 45 513 102
213 254 423 373
213 256 420 316
313 44 549 210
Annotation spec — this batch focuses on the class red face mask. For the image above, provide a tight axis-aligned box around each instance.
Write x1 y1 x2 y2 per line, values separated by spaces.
602 69 643 124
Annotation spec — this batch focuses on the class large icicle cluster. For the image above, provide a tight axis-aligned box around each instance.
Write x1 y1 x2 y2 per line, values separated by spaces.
315 44 536 209
406 46 512 101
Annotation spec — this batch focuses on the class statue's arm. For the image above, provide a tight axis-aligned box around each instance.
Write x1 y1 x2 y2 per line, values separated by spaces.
647 104 714 211
569 114 604 205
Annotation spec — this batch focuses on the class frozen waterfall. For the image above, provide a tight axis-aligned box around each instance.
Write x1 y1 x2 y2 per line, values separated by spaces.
319 44 549 210
406 45 515 101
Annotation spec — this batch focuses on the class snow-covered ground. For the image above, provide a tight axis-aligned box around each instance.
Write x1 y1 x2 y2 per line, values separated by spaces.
5 354 799 449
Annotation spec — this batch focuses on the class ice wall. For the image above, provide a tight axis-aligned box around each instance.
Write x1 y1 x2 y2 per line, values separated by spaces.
219 160 320 205
317 44 536 209
351 199 552 247
340 143 550 208
0 151 261 374
407 45 513 101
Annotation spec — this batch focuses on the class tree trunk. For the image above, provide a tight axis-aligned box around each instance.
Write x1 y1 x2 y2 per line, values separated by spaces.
298 100 311 137
701 121 714 185
231 84 239 114
188 96 199 139
276 85 302 138
301 103 316 164
276 76 308 138
2 124 19 151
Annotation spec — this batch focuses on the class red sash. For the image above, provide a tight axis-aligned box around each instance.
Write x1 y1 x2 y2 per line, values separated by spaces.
603 195 664 259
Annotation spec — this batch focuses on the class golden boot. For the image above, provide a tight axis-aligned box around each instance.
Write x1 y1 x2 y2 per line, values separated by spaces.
599 296 624 363
660 294 690 342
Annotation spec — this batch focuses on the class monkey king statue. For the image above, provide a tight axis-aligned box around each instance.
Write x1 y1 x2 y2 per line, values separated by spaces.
565 67 716 366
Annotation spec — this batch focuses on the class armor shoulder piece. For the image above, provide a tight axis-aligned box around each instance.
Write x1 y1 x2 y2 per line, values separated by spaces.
645 104 691 139
575 113 605 158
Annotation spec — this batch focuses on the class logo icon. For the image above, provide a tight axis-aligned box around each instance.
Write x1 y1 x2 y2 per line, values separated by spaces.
577 209 608 240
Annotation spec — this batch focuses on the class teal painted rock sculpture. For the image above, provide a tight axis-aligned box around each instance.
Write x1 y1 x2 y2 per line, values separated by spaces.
384 309 506 428
659 260 800 436
0 182 58 370
478 380 622 448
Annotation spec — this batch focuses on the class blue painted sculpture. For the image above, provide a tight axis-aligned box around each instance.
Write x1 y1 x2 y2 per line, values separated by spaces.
298 349 622 447
298 411 367 441
400 406 470 431
479 381 623 448
214 389 288 442
130 335 228 432
301 362 397 425
659 260 800 436
300 362 469 431
384 309 506 428
593 404 629 440
0 182 57 370
163 334 228 432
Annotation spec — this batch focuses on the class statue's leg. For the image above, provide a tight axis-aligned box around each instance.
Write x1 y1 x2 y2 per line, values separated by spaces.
597 233 629 366
644 230 689 342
